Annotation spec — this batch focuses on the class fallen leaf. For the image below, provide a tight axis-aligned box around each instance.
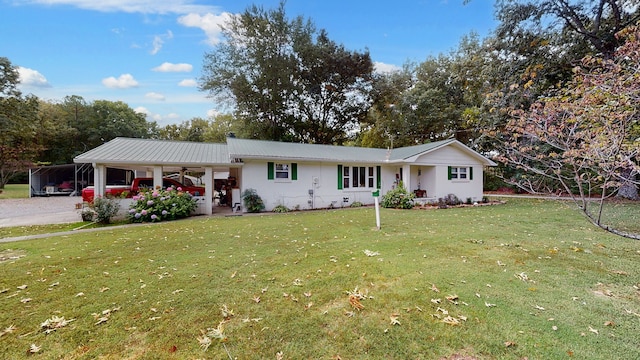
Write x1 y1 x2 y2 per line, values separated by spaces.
349 295 364 311
442 316 459 325
28 344 41 353
604 321 615 327
504 341 516 348
588 326 599 335
390 314 400 325
431 284 440 293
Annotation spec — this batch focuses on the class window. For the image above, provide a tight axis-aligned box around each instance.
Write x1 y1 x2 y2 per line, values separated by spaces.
448 166 473 180
339 165 380 189
275 163 289 179
268 162 298 181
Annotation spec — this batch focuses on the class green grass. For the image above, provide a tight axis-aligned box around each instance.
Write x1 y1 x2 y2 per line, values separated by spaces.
1 199 639 359
0 184 29 199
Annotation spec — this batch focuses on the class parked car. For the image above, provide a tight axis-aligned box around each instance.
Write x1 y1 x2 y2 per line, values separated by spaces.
81 177 206 202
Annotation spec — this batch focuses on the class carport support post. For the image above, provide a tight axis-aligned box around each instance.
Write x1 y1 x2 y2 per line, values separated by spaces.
153 166 163 190
204 167 213 215
94 164 106 200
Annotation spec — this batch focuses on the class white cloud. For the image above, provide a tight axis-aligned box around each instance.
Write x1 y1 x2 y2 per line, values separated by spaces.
17 67 50 87
374 62 402 74
145 92 166 101
153 62 193 72
150 30 173 55
178 78 197 87
134 106 149 115
102 74 139 89
178 12 234 45
24 0 219 15
206 108 220 118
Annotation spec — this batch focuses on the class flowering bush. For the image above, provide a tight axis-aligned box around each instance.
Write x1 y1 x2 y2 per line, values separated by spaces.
128 187 198 223
88 196 121 224
381 182 415 209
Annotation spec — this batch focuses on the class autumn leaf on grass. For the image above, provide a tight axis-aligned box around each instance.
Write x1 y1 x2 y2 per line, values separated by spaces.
588 326 599 335
252 295 261 303
515 272 529 282
0 324 17 337
221 304 234 319
41 315 75 334
363 249 380 257
431 284 440 293
207 321 227 342
28 344 41 353
442 316 460 325
197 332 212 351
349 295 364 311
446 295 459 304
389 314 401 326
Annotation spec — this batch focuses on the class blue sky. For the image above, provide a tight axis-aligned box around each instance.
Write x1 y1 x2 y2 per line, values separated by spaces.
2 0 497 126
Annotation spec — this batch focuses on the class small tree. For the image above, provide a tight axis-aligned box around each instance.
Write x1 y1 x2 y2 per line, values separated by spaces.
499 25 640 239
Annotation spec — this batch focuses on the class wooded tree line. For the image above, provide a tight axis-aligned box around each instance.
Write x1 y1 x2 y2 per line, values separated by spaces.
2 0 639 206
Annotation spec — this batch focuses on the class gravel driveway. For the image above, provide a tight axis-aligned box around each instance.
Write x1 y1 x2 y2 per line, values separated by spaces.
0 196 82 228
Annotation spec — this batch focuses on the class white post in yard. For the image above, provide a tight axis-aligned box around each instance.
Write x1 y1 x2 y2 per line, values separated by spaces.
372 190 380 230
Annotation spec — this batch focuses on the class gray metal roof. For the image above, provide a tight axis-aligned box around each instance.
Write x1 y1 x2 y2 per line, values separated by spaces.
227 137 388 163
74 137 231 166
74 137 496 167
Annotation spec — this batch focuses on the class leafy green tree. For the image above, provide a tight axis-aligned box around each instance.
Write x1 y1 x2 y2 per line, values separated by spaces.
200 1 373 144
0 58 42 188
84 100 153 149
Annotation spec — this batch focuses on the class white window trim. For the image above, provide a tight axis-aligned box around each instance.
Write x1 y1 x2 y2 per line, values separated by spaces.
275 163 291 183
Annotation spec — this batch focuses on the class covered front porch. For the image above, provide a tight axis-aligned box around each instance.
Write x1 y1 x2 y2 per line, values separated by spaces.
396 164 438 204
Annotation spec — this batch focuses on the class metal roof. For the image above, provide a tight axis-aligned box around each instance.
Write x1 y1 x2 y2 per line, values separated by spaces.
74 137 496 167
74 137 231 166
227 137 388 163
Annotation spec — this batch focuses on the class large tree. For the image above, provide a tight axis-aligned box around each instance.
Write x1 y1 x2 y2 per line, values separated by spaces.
500 24 640 238
200 1 373 144
0 57 42 188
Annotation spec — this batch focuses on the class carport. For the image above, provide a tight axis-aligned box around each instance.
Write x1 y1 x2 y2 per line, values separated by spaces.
29 163 92 197
73 138 239 215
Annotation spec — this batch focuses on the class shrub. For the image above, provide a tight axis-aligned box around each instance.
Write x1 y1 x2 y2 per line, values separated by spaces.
350 201 364 207
241 188 265 213
272 204 290 213
381 182 415 209
128 187 197 223
91 196 121 224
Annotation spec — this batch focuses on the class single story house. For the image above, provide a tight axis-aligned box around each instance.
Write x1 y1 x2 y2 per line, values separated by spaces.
73 137 496 214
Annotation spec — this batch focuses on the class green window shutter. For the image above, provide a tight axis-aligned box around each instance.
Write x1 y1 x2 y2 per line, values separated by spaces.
376 166 381 189
448 166 452 180
469 166 473 180
267 162 274 180
337 165 343 190
291 163 297 180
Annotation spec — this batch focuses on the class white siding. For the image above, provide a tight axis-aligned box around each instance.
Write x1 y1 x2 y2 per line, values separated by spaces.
241 161 381 211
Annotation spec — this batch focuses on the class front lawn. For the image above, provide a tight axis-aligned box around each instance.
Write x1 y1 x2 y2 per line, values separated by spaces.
0 184 29 199
1 199 639 359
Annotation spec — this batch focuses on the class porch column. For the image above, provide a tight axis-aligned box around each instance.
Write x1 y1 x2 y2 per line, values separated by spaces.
203 167 213 215
153 166 163 190
94 164 106 199
402 164 412 191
